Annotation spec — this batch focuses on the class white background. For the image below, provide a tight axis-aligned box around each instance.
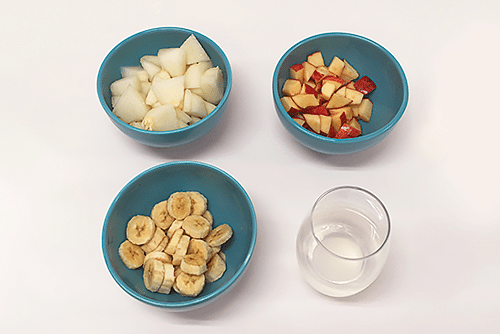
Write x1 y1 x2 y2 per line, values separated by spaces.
1 0 499 333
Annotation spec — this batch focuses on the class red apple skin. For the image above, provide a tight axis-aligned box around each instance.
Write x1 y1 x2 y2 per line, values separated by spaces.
303 105 329 116
334 123 361 139
303 83 319 98
327 124 336 138
287 107 303 118
354 76 376 95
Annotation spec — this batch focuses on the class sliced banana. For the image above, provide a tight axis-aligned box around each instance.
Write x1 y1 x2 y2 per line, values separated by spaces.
202 210 213 224
140 227 166 254
182 215 211 239
165 228 184 255
181 253 207 275
157 263 175 294
150 234 169 253
205 253 226 283
144 251 172 264
187 191 207 215
118 240 145 269
151 200 175 230
187 238 212 262
204 223 233 247
166 219 184 238
143 258 165 292
175 271 205 297
167 192 192 220
172 234 190 266
126 215 156 245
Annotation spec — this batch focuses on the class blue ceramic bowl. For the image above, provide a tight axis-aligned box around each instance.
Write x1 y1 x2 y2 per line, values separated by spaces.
97 27 232 148
273 32 409 154
102 161 257 310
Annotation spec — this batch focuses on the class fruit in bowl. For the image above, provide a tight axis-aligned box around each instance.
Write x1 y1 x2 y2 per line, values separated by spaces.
272 32 409 155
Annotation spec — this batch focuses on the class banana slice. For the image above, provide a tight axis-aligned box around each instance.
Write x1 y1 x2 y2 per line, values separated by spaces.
182 215 211 239
143 258 165 292
165 228 184 255
187 191 207 215
172 235 190 266
202 210 213 224
150 234 169 253
180 253 207 275
167 192 192 220
144 251 172 264
204 223 233 247
140 227 166 254
151 200 175 230
126 215 156 245
187 238 212 262
157 263 175 294
175 271 205 297
166 219 184 238
205 253 226 283
218 250 226 262
118 240 145 269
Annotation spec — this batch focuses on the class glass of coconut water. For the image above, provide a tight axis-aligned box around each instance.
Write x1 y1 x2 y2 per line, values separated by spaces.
296 186 391 297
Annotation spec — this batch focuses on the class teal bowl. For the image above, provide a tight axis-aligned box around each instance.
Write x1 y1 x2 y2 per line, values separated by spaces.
97 27 232 148
272 32 409 154
102 161 257 310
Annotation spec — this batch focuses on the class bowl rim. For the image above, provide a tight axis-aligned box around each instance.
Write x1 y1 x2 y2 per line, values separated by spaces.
96 26 232 135
272 31 409 145
101 161 257 309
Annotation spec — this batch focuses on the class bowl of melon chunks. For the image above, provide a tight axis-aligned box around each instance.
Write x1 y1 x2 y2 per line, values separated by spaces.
273 32 409 154
97 27 232 148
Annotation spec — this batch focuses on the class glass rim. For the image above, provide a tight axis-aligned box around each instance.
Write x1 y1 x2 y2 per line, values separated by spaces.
310 185 391 260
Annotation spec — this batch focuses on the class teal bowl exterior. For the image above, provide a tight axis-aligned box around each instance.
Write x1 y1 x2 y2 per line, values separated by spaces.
102 161 257 311
97 27 232 148
273 32 409 154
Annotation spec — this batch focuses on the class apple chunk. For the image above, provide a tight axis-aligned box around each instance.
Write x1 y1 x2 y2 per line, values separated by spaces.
303 114 321 133
290 63 305 81
307 51 325 67
319 115 332 135
354 76 377 94
340 59 359 82
282 79 302 96
352 98 373 122
157 47 187 77
112 85 151 123
327 56 344 77
292 93 320 109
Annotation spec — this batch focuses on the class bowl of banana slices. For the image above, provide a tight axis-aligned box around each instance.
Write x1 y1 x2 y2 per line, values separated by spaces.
102 161 257 310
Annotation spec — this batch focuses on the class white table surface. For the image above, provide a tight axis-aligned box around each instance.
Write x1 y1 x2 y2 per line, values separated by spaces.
2 0 500 332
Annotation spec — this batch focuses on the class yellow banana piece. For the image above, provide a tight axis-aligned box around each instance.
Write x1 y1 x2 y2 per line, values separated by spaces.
126 215 156 245
118 240 145 269
180 253 207 275
150 235 169 253
202 210 213 224
187 238 212 262
182 215 211 239
157 263 175 294
167 192 192 220
205 253 226 283
144 251 172 264
172 235 190 266
151 200 175 230
204 223 233 247
187 191 207 215
143 259 165 292
140 227 166 254
175 271 205 297
166 219 184 238
165 228 184 255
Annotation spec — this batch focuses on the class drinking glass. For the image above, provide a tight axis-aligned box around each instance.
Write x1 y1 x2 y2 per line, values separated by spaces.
296 186 391 297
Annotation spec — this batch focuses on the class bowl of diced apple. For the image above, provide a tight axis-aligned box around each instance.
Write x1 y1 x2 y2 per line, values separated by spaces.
97 27 232 148
272 32 409 155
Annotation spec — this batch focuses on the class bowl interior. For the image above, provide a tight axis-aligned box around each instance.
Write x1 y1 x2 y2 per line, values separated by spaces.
97 27 231 132
102 162 256 309
274 33 408 139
